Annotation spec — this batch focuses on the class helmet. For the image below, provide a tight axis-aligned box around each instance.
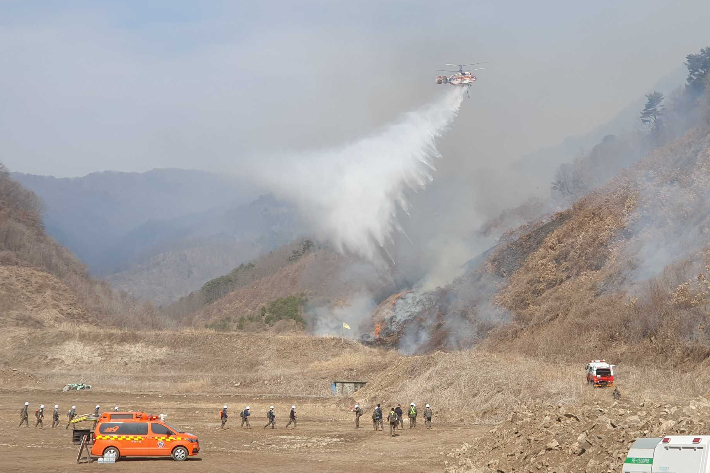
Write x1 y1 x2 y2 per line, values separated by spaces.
96 405 100 408
410 403 415 406
426 404 430 408
270 406 274 409
223 405 227 408
25 402 29 406
354 404 359 408
72 406 76 409
114 406 119 411
245 406 250 410
55 405 58 408
40 404 44 408
292 405 296 409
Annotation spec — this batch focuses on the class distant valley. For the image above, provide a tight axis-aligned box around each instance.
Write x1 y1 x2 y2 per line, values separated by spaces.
14 168 304 304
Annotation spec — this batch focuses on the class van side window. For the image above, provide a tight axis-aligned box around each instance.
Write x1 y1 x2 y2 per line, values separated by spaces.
151 423 173 435
120 423 148 435
99 423 123 434
99 422 148 435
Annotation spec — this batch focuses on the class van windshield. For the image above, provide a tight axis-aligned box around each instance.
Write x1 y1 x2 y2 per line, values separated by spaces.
596 368 611 377
163 422 183 433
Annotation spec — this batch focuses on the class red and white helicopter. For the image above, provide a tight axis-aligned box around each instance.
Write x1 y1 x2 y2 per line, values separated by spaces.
436 63 485 94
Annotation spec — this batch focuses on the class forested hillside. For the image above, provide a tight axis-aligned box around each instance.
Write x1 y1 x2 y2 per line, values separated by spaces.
0 166 159 328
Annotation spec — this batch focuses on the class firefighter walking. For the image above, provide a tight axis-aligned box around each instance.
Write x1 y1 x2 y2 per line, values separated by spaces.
66 405 76 429
408 403 417 428
395 404 404 430
354 404 362 428
264 406 276 429
220 405 228 429
240 406 251 428
372 404 382 431
387 407 398 437
19 402 29 427
286 405 297 429
52 405 60 428
93 405 100 429
35 404 45 428
424 404 433 429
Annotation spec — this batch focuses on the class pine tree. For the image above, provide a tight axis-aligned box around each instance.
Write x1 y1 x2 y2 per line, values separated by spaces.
640 91 664 137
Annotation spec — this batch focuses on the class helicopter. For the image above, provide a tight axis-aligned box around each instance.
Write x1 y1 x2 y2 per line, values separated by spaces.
435 63 485 96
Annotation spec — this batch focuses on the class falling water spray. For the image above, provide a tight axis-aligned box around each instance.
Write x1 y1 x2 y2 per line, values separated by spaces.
250 87 466 266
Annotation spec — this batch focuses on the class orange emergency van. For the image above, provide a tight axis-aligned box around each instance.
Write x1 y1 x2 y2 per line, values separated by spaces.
90 411 199 461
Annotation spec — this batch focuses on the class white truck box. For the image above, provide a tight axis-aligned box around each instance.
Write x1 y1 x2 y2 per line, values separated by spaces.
623 436 710 473
652 436 710 473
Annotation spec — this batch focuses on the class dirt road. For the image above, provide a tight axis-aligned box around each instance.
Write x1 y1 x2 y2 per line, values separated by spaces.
0 389 484 472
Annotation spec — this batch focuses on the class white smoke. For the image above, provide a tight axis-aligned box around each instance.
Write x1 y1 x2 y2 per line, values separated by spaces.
250 87 466 265
308 293 377 338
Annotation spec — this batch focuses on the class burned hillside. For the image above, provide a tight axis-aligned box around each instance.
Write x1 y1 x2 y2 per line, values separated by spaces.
368 69 710 363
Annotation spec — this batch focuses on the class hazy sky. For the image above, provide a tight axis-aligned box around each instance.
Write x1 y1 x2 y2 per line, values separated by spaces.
2 0 709 177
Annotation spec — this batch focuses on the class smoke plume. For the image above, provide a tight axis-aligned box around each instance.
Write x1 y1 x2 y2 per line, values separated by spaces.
250 87 466 266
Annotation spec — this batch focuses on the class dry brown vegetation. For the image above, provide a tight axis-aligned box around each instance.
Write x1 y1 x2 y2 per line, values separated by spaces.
480 125 710 365
6 326 710 426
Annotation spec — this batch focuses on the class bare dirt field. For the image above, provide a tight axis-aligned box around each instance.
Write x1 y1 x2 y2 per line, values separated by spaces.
5 328 710 472
0 389 485 473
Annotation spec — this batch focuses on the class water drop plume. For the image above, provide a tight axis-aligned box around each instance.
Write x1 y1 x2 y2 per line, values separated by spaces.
252 87 466 265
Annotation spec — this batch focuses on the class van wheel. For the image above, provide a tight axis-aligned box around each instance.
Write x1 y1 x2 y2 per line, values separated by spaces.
103 446 120 460
172 446 188 461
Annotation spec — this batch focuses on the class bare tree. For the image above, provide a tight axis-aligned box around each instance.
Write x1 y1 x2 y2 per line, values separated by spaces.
551 163 575 197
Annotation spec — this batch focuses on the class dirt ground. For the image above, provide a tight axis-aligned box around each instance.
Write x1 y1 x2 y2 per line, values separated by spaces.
0 389 485 472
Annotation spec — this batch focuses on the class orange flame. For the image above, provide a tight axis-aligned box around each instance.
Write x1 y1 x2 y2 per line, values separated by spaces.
387 291 407 318
374 323 382 339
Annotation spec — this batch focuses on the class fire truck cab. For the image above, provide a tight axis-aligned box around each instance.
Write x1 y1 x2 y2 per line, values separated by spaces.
585 359 614 387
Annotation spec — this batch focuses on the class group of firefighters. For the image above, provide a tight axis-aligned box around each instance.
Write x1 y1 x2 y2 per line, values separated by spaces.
219 402 433 437
19 400 433 437
220 405 297 429
356 402 433 436
18 403 117 429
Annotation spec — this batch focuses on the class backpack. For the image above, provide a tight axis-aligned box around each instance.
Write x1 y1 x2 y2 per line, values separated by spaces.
35 409 39 418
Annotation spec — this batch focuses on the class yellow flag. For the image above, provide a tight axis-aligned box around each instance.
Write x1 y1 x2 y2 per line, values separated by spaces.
342 322 351 330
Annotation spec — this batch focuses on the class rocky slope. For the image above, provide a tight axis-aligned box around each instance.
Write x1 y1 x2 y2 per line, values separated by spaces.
446 398 710 473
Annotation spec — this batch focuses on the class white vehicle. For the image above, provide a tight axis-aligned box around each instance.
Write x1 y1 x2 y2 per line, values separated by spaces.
623 436 710 472
585 359 615 386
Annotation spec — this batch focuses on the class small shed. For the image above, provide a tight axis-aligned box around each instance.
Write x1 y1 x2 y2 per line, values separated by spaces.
331 380 367 396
